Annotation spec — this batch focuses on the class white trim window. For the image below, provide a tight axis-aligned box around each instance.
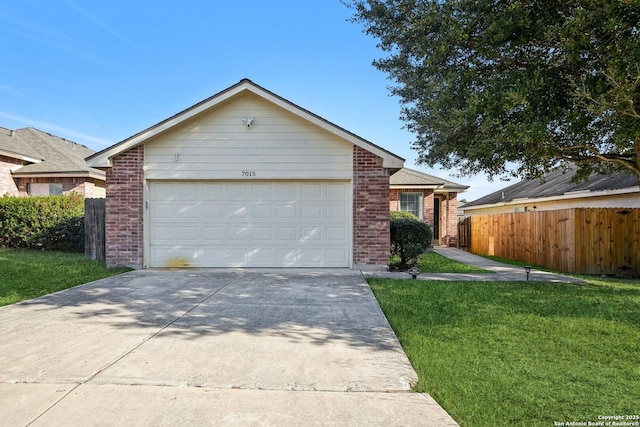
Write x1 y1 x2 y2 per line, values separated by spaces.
400 192 423 219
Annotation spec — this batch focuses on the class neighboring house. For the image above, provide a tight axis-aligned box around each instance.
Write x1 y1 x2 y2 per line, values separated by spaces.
0 127 105 198
389 167 469 247
86 79 405 269
461 165 640 215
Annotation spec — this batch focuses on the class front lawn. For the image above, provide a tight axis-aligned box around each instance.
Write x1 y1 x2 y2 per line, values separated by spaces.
367 276 640 427
0 249 131 307
390 251 489 273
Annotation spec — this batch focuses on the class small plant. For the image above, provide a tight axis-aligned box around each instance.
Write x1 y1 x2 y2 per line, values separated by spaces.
390 216 432 268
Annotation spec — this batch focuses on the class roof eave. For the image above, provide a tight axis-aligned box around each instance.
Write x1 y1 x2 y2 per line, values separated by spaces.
390 184 469 192
0 149 43 164
462 185 640 210
11 170 106 180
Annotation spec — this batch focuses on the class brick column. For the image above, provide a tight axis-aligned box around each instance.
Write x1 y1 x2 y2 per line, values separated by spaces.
444 192 460 247
353 146 390 270
105 146 144 268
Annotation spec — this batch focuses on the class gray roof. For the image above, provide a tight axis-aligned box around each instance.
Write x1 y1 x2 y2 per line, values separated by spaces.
463 165 639 208
390 167 469 191
0 126 104 179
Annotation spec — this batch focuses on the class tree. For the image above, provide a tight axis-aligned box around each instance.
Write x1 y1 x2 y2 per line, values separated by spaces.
347 0 640 182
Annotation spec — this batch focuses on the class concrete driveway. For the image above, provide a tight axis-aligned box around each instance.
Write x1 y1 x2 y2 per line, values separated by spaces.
0 269 458 426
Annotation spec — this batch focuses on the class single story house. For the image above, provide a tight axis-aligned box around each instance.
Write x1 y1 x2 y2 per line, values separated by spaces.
0 126 105 197
461 164 639 215
389 167 468 246
86 79 405 269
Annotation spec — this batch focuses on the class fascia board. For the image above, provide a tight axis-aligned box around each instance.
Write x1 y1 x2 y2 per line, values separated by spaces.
11 171 105 180
0 149 42 163
462 186 640 211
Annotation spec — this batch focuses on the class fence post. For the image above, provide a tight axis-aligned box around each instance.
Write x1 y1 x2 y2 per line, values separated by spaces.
84 198 105 261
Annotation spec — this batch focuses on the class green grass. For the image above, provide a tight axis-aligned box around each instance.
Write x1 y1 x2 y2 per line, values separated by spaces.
391 251 490 273
0 249 131 307
367 276 640 427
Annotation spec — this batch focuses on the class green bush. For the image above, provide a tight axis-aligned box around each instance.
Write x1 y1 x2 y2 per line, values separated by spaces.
0 194 85 252
390 218 432 268
390 210 420 221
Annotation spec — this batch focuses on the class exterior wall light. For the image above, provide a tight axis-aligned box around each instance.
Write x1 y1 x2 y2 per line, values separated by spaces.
408 266 421 280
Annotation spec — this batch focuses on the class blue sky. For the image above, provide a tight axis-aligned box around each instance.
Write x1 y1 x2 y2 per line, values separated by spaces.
0 0 513 201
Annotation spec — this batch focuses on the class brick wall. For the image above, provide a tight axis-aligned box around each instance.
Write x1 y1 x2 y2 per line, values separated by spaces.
13 177 105 197
353 146 390 269
389 188 460 246
0 155 23 196
105 146 144 268
443 192 460 247
389 187 436 230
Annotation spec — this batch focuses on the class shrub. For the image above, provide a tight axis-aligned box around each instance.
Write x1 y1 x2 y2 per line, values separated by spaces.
0 194 85 252
390 210 420 221
390 218 432 268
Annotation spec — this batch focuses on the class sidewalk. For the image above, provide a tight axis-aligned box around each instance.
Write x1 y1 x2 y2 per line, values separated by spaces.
363 247 584 283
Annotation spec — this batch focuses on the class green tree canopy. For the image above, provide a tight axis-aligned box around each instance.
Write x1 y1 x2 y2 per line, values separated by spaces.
347 0 640 181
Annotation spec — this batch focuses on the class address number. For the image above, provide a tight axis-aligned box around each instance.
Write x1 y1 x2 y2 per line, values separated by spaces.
241 171 256 177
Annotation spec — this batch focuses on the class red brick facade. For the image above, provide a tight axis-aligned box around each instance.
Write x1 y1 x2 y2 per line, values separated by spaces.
353 146 391 268
389 188 460 247
2 155 105 198
103 145 392 269
12 177 105 197
0 155 22 196
105 146 144 268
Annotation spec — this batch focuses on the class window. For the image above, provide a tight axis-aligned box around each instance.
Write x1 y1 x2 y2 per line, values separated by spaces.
49 184 63 195
400 193 422 219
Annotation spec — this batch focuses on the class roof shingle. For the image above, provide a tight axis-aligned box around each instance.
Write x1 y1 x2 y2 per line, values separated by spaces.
390 167 469 190
0 126 104 178
463 165 639 208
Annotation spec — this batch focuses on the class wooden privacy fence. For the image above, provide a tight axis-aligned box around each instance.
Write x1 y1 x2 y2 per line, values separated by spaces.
464 208 640 275
84 198 106 261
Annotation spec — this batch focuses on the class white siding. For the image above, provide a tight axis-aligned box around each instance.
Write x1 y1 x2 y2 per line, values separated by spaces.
144 93 353 180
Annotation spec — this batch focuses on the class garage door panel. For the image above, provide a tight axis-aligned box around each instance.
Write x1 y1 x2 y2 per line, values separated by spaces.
148 181 350 267
327 205 347 219
200 226 225 241
301 227 321 241
202 204 225 219
250 205 272 218
301 205 322 219
327 227 347 241
327 249 349 263
275 205 296 219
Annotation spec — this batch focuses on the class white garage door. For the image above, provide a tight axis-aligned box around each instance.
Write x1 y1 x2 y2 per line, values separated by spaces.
148 181 351 268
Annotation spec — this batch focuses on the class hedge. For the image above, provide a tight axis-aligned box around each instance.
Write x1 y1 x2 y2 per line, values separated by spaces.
390 217 432 268
390 210 420 221
0 194 85 252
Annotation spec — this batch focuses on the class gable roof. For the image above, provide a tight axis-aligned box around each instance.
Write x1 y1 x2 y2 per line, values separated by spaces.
390 167 469 192
86 79 404 169
463 165 639 209
0 126 105 180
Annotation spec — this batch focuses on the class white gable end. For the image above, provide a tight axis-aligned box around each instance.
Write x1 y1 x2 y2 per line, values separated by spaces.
144 92 352 180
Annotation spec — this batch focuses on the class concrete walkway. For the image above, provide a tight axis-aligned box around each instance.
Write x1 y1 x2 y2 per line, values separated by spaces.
0 269 459 427
365 247 584 283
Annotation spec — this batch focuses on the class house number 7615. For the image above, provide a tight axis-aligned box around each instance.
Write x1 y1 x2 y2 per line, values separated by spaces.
241 171 256 177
